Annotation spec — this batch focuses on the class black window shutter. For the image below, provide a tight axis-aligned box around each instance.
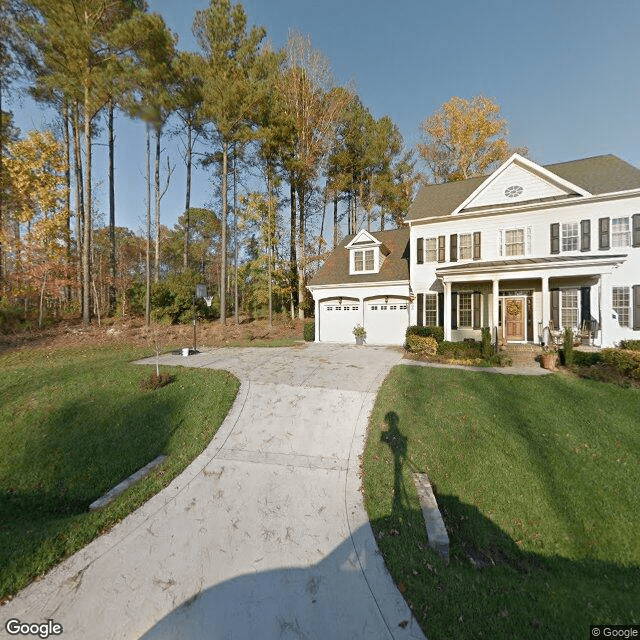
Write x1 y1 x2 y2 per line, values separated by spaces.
437 236 445 263
599 217 610 250
634 285 640 330
581 286 591 326
438 292 444 327
473 232 481 260
551 289 560 328
633 214 640 248
416 237 424 264
451 291 458 329
550 223 560 254
581 220 591 252
472 292 481 329
450 234 458 262
417 293 424 326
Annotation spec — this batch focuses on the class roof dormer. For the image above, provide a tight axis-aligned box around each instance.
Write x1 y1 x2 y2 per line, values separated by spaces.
346 229 388 275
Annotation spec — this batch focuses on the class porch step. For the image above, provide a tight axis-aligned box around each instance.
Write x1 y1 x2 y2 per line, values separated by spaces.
502 344 544 368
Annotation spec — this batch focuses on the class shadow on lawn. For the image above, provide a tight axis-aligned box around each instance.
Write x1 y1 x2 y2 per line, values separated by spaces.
370 409 638 637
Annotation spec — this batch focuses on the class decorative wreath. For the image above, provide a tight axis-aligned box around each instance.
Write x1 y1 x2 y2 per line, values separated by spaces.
506 300 522 317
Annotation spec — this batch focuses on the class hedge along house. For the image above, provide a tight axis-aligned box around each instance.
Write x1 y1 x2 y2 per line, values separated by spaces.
408 153 640 348
307 228 410 344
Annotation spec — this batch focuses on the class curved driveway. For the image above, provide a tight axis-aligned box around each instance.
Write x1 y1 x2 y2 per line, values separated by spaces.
1 344 425 640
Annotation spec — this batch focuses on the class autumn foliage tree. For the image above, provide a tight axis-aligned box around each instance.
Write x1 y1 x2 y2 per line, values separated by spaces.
418 95 526 183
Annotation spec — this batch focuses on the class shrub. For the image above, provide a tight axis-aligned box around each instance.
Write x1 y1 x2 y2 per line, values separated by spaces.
0 301 25 333
599 349 640 381
151 270 214 324
405 325 444 343
481 327 493 359
573 351 602 367
487 353 512 367
562 327 575 366
437 340 482 359
620 340 640 351
406 335 439 355
303 321 315 342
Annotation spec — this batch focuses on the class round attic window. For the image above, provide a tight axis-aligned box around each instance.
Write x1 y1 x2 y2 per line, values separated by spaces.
504 185 524 198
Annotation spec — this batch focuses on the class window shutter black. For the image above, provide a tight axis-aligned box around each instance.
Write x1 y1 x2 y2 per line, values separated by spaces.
551 289 560 329
450 234 458 262
472 292 481 329
438 292 444 327
417 293 424 327
581 219 591 252
634 285 640 330
473 232 481 260
437 236 445 263
581 286 591 327
550 223 560 254
416 237 424 264
599 217 610 250
451 291 458 329
633 214 640 248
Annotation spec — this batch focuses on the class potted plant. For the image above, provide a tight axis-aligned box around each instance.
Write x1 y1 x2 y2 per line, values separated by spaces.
353 324 366 345
540 345 559 371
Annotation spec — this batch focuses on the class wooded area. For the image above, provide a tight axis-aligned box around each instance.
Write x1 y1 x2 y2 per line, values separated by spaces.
0 0 421 327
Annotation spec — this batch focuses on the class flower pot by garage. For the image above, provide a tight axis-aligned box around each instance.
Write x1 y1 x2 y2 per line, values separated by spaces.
355 336 364 345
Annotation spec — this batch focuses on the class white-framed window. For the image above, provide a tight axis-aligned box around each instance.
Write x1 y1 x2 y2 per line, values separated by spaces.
561 222 579 251
425 237 438 262
499 226 531 257
612 218 631 247
353 249 375 273
458 292 473 327
459 234 472 260
424 294 438 326
561 289 579 329
613 287 630 326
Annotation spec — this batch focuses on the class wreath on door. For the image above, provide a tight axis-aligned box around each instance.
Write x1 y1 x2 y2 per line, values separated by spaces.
506 300 522 317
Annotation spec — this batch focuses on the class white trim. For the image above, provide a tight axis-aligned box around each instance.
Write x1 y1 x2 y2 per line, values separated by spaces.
345 229 381 248
451 153 591 215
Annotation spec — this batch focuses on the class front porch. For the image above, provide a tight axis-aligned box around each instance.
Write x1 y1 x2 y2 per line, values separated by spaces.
434 254 628 347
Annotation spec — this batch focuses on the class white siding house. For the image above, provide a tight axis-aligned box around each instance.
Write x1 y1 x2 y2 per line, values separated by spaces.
309 153 640 348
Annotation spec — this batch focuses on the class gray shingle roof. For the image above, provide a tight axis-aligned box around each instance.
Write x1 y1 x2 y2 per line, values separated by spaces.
407 154 640 221
308 228 409 286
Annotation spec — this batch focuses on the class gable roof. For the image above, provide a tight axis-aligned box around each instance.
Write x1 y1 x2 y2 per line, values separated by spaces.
406 154 640 222
308 228 409 287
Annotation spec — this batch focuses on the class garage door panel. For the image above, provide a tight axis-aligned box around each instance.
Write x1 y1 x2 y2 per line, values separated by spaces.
320 300 361 343
364 298 409 345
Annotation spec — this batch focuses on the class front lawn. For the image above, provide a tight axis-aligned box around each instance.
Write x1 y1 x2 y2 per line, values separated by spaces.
0 345 239 601
363 366 640 639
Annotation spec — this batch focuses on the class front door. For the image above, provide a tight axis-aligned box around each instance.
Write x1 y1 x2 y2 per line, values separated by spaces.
504 297 525 341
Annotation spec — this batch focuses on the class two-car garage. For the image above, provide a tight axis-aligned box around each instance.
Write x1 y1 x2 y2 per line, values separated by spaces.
317 296 409 345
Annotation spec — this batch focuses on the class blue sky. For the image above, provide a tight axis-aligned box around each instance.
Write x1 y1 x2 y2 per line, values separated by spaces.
10 0 640 234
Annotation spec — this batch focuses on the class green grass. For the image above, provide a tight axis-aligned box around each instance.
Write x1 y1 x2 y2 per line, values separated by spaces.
0 345 239 600
363 366 640 639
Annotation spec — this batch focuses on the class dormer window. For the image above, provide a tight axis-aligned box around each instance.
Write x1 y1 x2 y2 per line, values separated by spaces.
347 229 386 275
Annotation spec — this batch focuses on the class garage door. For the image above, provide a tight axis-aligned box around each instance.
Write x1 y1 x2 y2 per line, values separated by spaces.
319 299 362 343
364 298 409 345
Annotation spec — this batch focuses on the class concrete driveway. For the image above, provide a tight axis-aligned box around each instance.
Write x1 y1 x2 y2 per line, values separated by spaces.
1 344 425 640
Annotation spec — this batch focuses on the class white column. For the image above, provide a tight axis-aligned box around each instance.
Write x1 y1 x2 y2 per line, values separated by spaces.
492 279 500 344
600 272 614 347
541 276 549 343
443 280 451 341
314 298 320 342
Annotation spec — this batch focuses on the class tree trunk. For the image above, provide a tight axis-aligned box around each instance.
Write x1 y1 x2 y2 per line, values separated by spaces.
183 122 192 270
297 184 305 320
145 126 151 326
61 101 71 302
154 126 161 284
233 144 238 324
108 101 116 313
289 177 297 317
267 166 273 327
220 140 228 325
82 84 92 325
72 103 84 312
333 195 338 248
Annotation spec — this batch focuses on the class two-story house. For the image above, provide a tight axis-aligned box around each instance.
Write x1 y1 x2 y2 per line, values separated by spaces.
308 153 640 347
